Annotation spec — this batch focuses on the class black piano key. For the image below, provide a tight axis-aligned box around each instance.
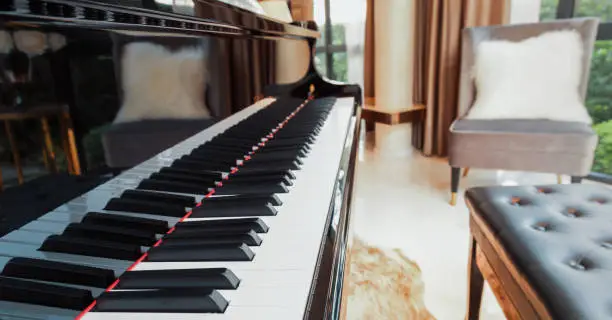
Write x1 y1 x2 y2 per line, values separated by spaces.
254 144 309 154
0 276 94 310
224 173 292 186
208 137 260 146
204 193 282 206
180 154 237 166
62 223 157 246
94 288 227 313
244 159 300 171
171 159 229 171
265 136 314 146
250 150 303 162
1 257 115 288
136 178 209 195
176 218 269 233
191 148 246 158
115 268 239 290
158 167 223 180
233 166 295 177
121 189 196 207
81 212 169 234
164 230 262 246
39 235 143 261
149 172 217 187
232 168 296 180
247 156 303 167
104 197 187 217
191 203 276 218
146 243 254 262
263 138 312 148
214 183 289 195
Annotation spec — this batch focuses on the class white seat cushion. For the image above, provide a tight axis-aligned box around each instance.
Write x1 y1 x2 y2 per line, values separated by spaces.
114 42 211 124
465 30 592 124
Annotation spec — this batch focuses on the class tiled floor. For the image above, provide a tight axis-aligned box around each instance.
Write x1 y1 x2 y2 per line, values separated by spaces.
349 123 583 320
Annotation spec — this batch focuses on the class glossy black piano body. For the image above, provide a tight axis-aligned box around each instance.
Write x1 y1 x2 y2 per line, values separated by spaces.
0 1 362 319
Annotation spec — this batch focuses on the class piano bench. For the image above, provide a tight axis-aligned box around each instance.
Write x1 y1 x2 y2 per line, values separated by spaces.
464 184 612 320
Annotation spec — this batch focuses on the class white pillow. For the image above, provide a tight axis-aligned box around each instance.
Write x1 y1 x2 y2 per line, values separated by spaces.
465 30 592 124
114 42 211 124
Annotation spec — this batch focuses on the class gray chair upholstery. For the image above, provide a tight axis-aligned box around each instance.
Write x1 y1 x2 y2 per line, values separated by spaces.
448 18 600 205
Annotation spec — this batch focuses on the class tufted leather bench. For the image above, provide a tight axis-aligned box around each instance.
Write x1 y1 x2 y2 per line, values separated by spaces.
464 184 612 320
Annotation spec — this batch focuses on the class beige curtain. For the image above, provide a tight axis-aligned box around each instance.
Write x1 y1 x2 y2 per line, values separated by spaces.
411 0 509 156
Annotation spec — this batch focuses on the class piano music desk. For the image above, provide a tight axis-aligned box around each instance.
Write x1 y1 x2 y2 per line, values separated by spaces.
0 104 81 190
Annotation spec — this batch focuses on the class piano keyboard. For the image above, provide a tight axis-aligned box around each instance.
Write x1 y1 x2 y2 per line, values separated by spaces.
0 96 357 320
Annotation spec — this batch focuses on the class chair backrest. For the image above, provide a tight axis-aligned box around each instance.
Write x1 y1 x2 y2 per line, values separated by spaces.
457 18 599 117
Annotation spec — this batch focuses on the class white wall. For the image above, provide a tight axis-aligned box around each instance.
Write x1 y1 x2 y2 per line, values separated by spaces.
510 0 542 24
374 0 414 111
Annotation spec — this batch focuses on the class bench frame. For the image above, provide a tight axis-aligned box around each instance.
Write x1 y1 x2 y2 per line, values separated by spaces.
465 200 554 320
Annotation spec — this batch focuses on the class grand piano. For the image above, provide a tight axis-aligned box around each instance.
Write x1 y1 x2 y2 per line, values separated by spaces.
0 0 362 319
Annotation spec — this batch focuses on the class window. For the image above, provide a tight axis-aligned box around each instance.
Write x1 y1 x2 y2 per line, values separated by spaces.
540 0 612 178
313 0 350 81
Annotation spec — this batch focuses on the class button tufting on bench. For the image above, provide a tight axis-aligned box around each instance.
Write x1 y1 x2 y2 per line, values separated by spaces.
532 222 550 231
569 259 587 271
510 196 529 206
563 208 582 218
589 198 607 204
536 187 554 194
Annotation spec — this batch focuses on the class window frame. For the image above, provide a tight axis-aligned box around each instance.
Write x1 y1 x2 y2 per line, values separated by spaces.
313 0 348 80
554 0 612 182
556 0 612 39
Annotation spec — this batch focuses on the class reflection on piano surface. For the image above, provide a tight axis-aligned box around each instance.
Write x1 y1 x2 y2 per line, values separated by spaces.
0 0 362 319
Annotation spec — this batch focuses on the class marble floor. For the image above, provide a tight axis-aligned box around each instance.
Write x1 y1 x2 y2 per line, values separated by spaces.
348 123 594 320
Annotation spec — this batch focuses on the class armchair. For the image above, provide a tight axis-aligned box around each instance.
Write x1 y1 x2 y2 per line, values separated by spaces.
448 18 600 205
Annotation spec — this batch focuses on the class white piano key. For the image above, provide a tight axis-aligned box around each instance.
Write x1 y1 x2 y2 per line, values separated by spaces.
81 307 301 320
0 301 78 320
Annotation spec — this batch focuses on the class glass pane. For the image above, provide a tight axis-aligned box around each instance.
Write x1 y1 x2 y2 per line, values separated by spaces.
332 52 348 82
576 0 612 22
315 52 327 77
588 40 612 174
332 24 346 45
539 0 559 21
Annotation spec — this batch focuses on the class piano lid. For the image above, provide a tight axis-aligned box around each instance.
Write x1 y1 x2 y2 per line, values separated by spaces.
0 0 320 39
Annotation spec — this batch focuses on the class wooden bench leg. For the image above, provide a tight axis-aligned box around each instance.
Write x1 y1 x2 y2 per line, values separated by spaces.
466 235 484 320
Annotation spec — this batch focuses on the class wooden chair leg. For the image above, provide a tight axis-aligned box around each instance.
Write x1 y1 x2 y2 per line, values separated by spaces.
571 176 583 184
365 120 375 132
451 167 461 206
463 167 470 177
4 120 24 184
557 174 563 184
40 117 58 174
59 110 81 175
466 235 484 320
